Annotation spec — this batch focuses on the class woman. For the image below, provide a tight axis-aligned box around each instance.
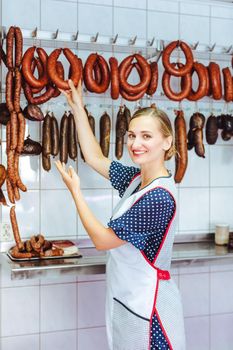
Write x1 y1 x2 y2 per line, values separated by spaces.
55 80 186 350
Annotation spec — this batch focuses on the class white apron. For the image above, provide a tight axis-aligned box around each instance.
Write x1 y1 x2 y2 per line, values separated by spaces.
106 173 186 350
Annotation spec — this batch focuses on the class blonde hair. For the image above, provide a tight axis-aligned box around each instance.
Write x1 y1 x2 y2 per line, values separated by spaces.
130 107 176 161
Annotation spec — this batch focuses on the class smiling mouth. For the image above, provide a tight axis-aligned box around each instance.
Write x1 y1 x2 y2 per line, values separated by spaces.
132 151 147 155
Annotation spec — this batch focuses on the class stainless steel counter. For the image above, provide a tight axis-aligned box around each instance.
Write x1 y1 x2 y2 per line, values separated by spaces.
1 237 233 280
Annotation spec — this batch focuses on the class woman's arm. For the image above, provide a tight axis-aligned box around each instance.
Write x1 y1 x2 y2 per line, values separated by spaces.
61 80 111 179
55 160 126 250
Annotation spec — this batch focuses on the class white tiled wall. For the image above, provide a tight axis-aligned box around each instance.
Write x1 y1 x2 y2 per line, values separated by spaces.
1 0 233 349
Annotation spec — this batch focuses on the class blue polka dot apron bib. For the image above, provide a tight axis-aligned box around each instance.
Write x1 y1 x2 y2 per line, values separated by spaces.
106 174 186 350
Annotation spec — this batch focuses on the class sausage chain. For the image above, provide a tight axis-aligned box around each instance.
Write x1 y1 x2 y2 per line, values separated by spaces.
5 27 27 247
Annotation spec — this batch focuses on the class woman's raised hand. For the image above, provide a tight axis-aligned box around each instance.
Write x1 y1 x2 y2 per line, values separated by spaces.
55 160 81 195
60 79 84 112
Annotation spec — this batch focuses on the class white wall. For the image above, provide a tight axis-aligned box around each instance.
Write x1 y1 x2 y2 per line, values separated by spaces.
1 0 233 349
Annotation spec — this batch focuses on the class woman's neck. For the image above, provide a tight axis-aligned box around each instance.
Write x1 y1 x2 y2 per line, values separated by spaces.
139 161 169 188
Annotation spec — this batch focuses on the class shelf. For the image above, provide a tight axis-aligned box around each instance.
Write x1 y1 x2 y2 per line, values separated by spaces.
1 238 233 280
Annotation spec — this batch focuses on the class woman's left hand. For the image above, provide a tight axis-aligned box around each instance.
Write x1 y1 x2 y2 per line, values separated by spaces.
55 160 80 195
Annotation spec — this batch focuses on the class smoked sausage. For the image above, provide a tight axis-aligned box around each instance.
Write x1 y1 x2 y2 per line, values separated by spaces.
174 110 188 183
208 62 222 100
162 40 194 76
59 112 69 164
68 112 78 161
99 112 111 157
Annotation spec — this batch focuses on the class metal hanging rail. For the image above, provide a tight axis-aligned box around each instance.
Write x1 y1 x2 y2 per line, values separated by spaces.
1 26 233 61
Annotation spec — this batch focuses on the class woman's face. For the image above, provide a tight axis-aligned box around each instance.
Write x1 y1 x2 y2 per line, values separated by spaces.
127 115 171 166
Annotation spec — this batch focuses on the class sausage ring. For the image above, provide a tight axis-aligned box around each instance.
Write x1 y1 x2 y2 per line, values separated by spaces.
22 47 49 88
162 63 192 101
119 54 151 94
181 62 208 101
84 53 110 93
47 48 81 90
162 40 194 76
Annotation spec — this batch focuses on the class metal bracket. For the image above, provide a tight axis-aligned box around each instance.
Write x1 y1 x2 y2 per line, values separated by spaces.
91 32 99 43
147 37 155 47
223 44 232 54
208 42 216 52
110 33 118 44
53 29 59 39
129 35 137 45
191 41 199 50
32 27 38 38
73 30 79 41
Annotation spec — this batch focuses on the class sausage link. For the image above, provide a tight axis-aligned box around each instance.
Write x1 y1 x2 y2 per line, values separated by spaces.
50 113 59 156
162 40 194 76
115 106 127 160
10 111 18 151
14 68 22 113
6 176 15 204
6 26 15 70
0 188 8 206
123 105 131 130
10 206 24 251
42 154 51 172
68 112 78 161
109 57 120 100
99 112 111 157
42 113 52 157
146 61 158 96
59 113 69 164
194 129 205 157
14 27 23 67
7 150 16 186
208 62 222 100
206 115 218 145
52 61 65 98
14 153 27 192
14 186 20 201
6 121 11 154
222 67 233 102
16 112 26 154
88 113 95 135
6 70 14 112
174 110 188 183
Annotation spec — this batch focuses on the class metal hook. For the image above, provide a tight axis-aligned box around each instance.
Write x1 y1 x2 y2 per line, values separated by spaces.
111 33 118 44
53 29 59 39
129 35 137 45
91 32 99 43
223 44 232 54
191 41 199 50
73 30 79 41
147 37 155 47
157 39 165 52
32 27 38 38
208 42 216 52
